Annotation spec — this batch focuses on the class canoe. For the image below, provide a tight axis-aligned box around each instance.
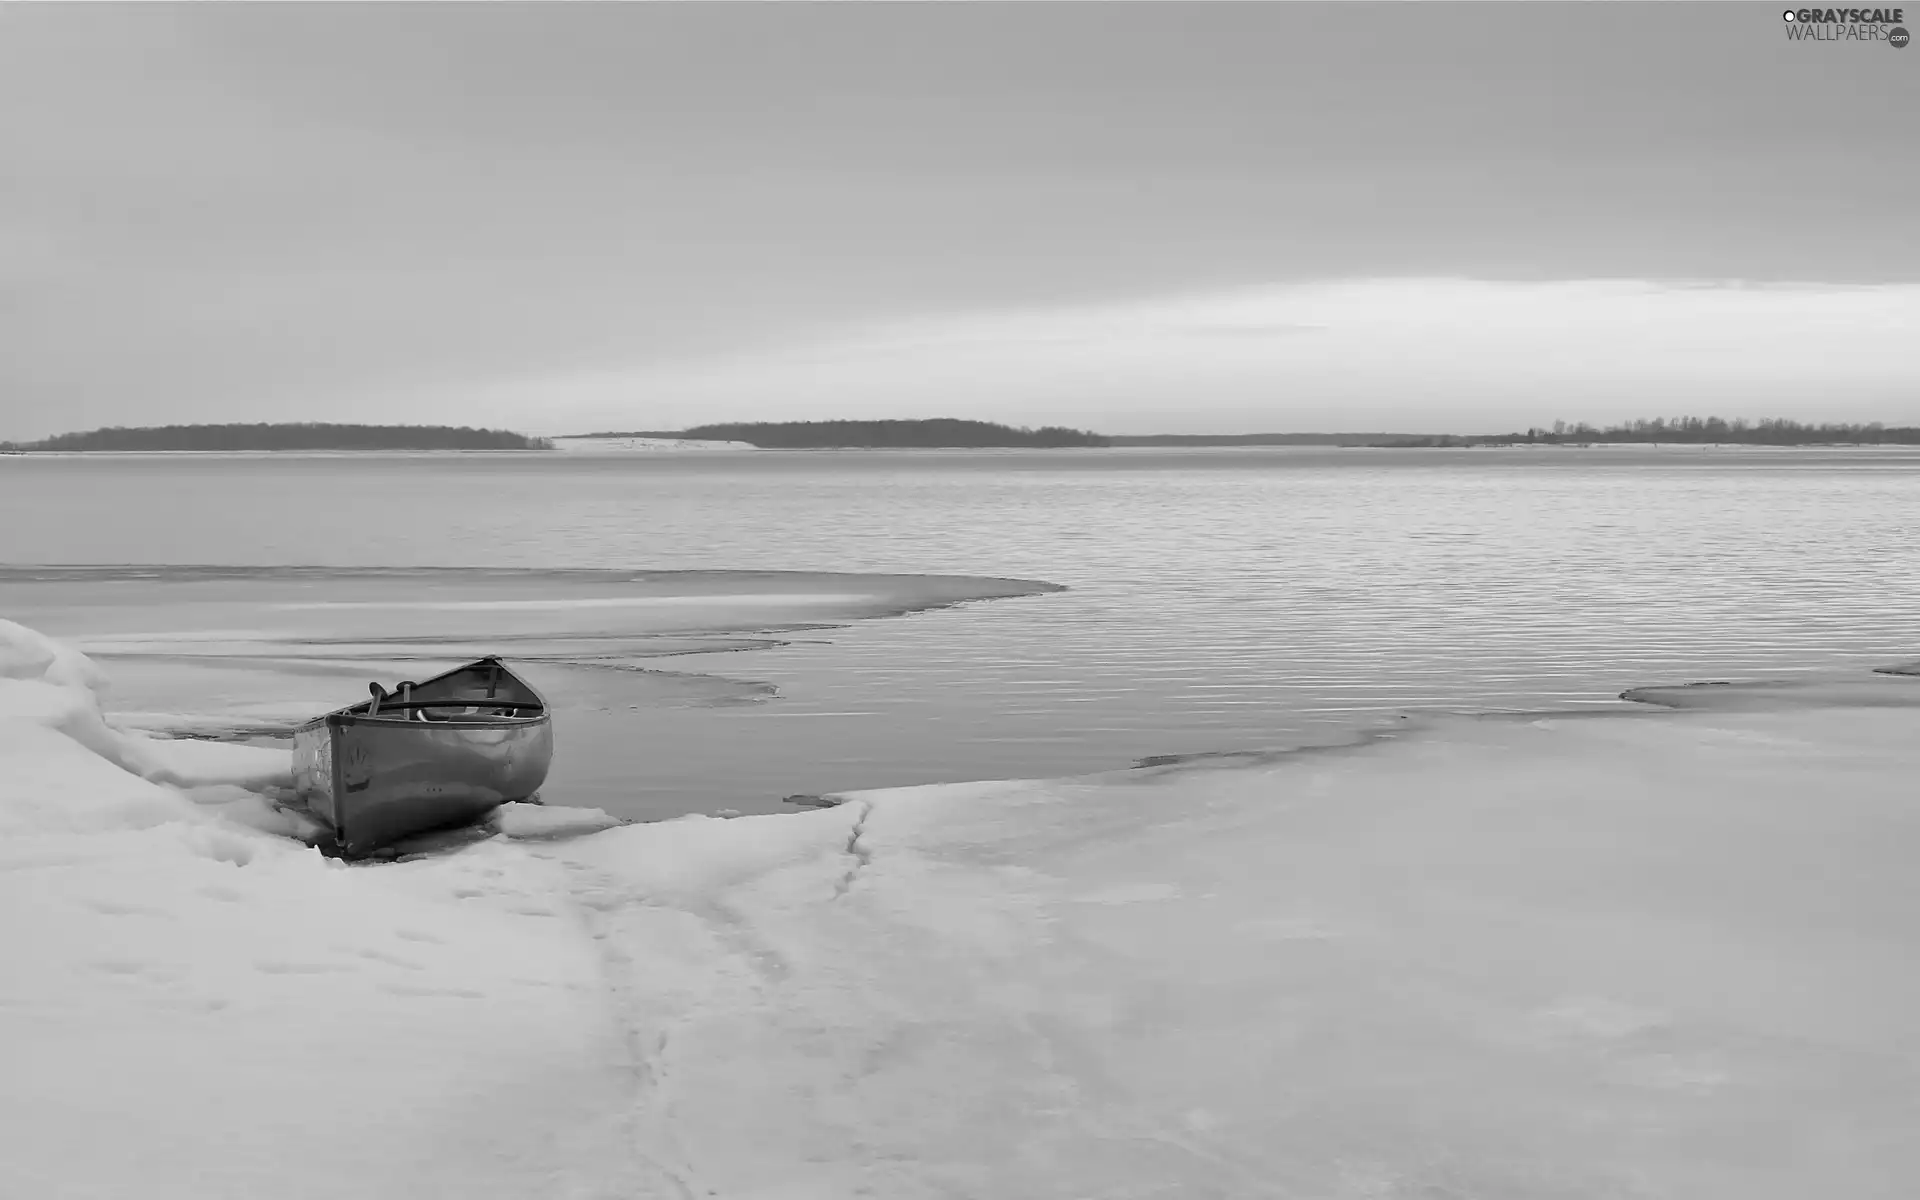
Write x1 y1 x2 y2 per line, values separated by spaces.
291 656 554 857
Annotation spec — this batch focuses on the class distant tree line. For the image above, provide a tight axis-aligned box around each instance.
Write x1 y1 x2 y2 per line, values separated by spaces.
2 423 554 452
1371 417 1920 448
581 418 1111 448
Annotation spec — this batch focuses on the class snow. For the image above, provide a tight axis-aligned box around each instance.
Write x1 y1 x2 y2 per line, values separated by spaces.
0 619 643 1197
550 436 758 453
492 801 626 839
4 616 1920 1198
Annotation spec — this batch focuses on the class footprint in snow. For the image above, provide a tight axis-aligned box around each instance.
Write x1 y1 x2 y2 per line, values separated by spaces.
353 947 425 971
84 899 170 918
380 984 484 1000
91 960 183 984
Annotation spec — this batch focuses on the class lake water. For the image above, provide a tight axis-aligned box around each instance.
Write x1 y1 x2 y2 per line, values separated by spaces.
5 446 1920 820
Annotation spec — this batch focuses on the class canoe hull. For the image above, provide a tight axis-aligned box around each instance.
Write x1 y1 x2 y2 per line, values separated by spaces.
291 658 554 857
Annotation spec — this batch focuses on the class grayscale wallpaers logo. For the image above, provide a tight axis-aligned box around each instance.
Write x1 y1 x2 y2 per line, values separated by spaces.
1782 7 1909 45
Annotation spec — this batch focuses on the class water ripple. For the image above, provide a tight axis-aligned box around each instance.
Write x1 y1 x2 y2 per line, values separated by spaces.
4 448 1918 816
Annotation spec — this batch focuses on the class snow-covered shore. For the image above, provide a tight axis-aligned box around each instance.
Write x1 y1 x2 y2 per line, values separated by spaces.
550 437 757 453
5 617 1920 1198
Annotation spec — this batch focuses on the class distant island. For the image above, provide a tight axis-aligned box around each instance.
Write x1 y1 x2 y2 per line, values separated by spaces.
1 423 554 452
10 415 1912 456
574 419 1110 449
1366 417 1920 448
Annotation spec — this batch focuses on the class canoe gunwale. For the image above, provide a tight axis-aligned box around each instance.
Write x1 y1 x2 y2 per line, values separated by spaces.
327 711 550 731
305 657 550 722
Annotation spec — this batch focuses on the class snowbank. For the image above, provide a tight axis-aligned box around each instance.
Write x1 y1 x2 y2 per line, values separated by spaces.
0 620 648 1198
554 705 1920 1199
5 616 1920 1198
0 618 290 805
492 801 626 839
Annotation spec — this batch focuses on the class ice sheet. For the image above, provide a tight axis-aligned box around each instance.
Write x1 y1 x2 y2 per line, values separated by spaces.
0 567 1066 755
543 705 1920 1198
5 616 1920 1198
492 801 627 839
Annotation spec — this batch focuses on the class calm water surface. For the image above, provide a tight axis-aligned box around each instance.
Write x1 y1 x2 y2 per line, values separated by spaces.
5 447 1920 818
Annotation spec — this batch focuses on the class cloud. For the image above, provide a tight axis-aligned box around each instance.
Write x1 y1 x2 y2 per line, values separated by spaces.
2 5 1914 442
438 278 1920 435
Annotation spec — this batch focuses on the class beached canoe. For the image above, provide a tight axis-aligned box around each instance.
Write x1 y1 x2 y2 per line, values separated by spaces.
291 657 553 857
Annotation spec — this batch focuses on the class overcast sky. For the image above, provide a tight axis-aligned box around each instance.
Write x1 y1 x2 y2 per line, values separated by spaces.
2 3 1916 440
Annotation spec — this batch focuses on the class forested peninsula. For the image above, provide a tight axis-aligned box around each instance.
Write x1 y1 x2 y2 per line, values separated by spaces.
1 423 554 452
1116 420 1920 448
1369 418 1920 448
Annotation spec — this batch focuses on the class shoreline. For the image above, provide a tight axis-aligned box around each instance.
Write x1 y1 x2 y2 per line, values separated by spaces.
7 619 1920 1196
10 442 1920 458
0 569 1070 798
791 662 1920 807
12 561 1918 815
